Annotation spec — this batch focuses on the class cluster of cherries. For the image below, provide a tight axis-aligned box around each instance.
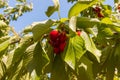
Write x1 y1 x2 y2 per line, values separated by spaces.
93 5 104 18
49 29 67 54
49 29 81 54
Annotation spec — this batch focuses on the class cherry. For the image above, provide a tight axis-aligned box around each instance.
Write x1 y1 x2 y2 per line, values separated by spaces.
59 31 67 43
93 6 101 13
54 47 60 54
49 29 68 54
49 30 59 41
59 42 66 52
76 30 81 36
97 13 104 18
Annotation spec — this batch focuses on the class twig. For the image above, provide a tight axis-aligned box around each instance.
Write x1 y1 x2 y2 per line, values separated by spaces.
10 27 19 37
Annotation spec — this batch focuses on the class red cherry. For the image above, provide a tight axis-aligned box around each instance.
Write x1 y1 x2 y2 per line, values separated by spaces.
53 39 60 47
97 13 104 18
59 42 66 52
49 30 60 41
93 6 101 13
49 29 68 54
54 47 60 54
59 31 67 43
77 31 81 36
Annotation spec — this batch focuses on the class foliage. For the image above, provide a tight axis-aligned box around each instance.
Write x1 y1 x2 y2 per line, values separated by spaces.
0 0 120 80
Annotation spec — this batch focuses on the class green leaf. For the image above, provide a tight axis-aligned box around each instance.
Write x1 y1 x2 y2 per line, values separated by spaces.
110 25 120 33
16 44 36 80
12 34 33 64
81 31 101 62
100 46 112 69
0 61 6 79
113 44 120 65
0 39 9 52
16 0 26 2
78 56 94 80
101 26 114 37
68 0 98 18
60 18 68 22
23 25 32 33
23 43 36 67
0 36 10 44
5 35 33 79
50 55 68 80
64 36 86 69
101 17 113 25
100 45 115 80
6 50 14 68
27 42 49 77
32 19 54 41
114 0 118 3
44 43 54 73
0 21 8 29
46 0 59 17
77 17 100 28
106 63 115 80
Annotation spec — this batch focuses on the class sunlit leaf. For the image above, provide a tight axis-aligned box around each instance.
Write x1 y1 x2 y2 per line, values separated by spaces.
69 16 77 32
0 39 9 53
64 35 86 69
27 42 49 77
68 0 98 18
12 34 33 64
81 31 101 62
0 36 10 43
77 17 100 28
32 19 54 41
23 25 32 33
101 17 113 25
0 61 6 79
0 21 8 29
16 0 26 2
110 25 120 33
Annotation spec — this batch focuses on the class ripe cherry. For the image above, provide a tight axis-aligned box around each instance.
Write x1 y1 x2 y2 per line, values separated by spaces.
59 31 67 43
93 6 101 13
76 30 81 36
97 13 104 18
59 42 66 52
49 29 68 54
49 30 59 41
54 47 60 54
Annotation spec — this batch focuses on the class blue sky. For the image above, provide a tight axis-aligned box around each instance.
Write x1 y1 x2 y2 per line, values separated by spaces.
9 0 114 32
